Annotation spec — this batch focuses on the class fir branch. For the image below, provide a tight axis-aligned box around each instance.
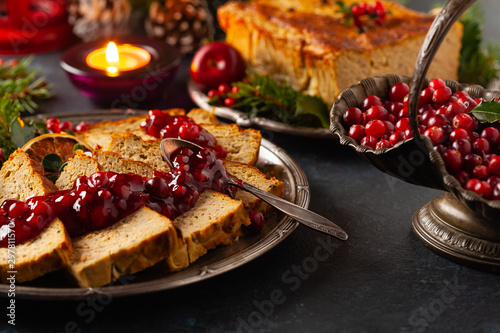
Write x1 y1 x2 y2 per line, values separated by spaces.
457 3 500 86
0 56 53 113
0 56 53 161
209 71 329 128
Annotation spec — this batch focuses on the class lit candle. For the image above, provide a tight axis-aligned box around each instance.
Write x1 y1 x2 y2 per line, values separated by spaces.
86 42 151 76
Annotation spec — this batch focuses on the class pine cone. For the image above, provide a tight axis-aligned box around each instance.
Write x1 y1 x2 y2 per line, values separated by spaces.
67 0 132 42
145 0 214 55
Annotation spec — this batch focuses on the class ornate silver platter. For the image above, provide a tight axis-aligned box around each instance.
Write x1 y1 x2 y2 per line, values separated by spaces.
187 79 335 139
1 109 306 300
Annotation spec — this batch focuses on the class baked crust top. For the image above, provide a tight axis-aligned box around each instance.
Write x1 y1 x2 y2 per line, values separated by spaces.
219 0 436 57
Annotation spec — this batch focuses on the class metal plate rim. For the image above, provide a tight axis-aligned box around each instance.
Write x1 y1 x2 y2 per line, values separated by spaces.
0 110 308 300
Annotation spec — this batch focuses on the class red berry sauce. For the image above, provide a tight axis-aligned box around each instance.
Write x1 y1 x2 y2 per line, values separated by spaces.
0 146 238 246
140 110 227 159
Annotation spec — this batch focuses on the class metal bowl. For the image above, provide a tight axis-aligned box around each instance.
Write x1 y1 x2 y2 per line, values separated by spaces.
330 74 500 221
331 0 500 270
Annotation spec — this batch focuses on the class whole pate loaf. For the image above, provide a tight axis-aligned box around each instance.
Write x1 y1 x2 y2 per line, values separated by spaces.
218 0 463 105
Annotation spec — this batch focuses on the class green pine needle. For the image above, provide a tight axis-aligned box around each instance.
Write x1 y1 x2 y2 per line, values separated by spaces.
0 56 53 162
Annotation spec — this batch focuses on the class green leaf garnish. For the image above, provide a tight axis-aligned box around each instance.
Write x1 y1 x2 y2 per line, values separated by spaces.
295 95 330 128
10 117 37 148
470 100 500 123
73 143 84 152
46 173 60 183
41 153 63 171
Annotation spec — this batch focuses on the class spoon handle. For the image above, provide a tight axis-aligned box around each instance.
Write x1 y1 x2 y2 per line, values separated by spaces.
227 179 348 240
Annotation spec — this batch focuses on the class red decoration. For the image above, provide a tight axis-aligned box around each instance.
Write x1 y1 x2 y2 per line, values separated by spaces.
0 0 75 54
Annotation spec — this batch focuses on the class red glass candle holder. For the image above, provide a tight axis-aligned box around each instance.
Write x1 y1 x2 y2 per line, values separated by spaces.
60 37 181 106
0 0 74 54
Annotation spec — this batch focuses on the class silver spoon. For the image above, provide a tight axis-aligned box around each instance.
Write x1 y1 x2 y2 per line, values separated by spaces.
161 138 348 241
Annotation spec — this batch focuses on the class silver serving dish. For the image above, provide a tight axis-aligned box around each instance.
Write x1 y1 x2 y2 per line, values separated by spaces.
1 109 307 300
188 79 334 138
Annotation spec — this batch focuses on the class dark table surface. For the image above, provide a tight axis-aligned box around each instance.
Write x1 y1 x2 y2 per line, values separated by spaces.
3 6 500 327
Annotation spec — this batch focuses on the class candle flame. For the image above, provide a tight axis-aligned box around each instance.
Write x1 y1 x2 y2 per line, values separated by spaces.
106 42 119 74
106 42 119 64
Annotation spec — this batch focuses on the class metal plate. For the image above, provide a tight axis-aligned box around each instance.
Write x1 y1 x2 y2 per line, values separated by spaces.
187 79 335 139
1 109 307 300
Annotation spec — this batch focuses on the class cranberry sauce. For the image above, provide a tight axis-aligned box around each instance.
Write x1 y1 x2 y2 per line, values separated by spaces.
140 110 227 159
0 146 236 246
0 199 55 247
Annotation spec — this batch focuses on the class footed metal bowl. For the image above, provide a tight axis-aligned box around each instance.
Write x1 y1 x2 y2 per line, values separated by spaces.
331 0 500 271
331 74 500 221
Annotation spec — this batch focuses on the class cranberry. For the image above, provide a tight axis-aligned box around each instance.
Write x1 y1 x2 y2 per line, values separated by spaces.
398 106 409 119
351 4 365 17
207 89 218 99
453 113 474 132
46 117 60 133
389 83 409 103
8 201 29 219
428 78 447 90
361 135 377 149
362 95 382 112
442 149 463 173
75 121 92 132
449 131 470 147
244 211 265 234
489 156 500 176
59 121 75 132
145 177 170 198
389 131 405 145
349 124 365 143
343 107 364 126
424 127 445 145
463 154 483 172
419 110 436 126
455 170 470 186
383 121 395 135
472 138 490 155
493 183 500 200
457 95 478 112
376 140 392 149
366 105 389 121
386 102 405 116
446 101 467 118
432 86 452 104
472 165 489 180
481 127 500 148
427 114 449 129
488 176 500 188
451 139 472 155
88 171 110 188
224 97 237 108
231 86 239 93
395 118 410 132
218 83 231 95
419 87 435 105
466 179 491 198
178 123 201 141
365 120 386 139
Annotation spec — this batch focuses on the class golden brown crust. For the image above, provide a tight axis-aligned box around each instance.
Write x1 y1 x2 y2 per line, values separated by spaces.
218 0 463 105
173 190 250 264
67 207 188 288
